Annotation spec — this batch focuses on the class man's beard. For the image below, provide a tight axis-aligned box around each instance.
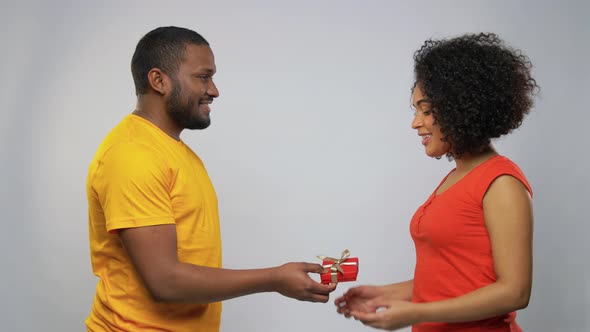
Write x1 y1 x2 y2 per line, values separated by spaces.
166 83 211 130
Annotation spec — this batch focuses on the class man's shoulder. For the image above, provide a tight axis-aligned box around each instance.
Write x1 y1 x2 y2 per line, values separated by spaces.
98 139 165 168
89 138 171 191
95 116 164 162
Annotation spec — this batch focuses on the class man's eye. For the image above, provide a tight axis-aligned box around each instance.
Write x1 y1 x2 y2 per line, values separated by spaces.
196 75 210 82
423 110 432 115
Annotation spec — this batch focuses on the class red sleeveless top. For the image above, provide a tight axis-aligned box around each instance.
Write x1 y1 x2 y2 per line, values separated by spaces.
410 156 532 332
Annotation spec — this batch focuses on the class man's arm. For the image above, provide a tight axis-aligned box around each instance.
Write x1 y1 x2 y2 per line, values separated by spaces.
119 224 336 303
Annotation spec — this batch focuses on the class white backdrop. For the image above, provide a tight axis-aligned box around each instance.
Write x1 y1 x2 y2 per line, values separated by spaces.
1 0 589 331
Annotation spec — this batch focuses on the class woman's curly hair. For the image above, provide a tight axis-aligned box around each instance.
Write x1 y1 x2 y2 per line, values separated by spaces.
413 33 539 159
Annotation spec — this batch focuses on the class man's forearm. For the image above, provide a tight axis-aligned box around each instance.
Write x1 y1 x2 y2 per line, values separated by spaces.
149 262 278 303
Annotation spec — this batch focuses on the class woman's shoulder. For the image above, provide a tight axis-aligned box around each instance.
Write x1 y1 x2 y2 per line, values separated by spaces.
472 155 533 200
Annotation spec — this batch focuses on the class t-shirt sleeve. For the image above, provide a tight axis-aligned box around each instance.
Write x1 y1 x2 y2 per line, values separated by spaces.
93 142 175 232
474 159 533 205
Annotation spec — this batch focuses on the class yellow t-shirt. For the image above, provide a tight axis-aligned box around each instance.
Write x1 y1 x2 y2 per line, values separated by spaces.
85 114 222 332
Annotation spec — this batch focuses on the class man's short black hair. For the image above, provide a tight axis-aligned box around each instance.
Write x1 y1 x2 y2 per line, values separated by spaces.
131 26 209 95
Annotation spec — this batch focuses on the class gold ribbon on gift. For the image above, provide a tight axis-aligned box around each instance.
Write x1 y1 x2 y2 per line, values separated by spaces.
317 249 357 283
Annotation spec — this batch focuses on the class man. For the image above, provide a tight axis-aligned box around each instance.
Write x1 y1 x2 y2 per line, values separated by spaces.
86 26 335 332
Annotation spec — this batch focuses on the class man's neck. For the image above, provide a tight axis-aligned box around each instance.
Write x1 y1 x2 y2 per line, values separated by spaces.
134 97 182 141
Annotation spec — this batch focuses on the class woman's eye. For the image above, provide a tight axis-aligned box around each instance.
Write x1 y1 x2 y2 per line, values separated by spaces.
413 110 433 116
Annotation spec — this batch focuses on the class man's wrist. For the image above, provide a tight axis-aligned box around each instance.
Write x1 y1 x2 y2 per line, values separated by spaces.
266 266 282 293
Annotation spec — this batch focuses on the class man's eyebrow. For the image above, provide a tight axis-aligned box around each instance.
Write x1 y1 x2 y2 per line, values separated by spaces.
193 68 215 74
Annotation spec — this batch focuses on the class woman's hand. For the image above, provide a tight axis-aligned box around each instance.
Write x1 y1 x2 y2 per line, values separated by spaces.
350 299 420 331
335 285 386 317
335 280 413 318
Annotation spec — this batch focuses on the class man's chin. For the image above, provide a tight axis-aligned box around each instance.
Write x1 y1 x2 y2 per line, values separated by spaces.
185 117 211 130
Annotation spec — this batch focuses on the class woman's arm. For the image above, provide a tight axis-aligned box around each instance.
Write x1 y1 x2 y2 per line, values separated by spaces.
383 279 414 301
416 175 533 322
335 280 413 317
351 175 533 329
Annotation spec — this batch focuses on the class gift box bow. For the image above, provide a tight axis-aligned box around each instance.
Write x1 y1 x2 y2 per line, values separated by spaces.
317 249 357 283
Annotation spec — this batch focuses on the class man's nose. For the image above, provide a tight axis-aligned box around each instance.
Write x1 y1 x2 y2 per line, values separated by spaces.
207 79 220 98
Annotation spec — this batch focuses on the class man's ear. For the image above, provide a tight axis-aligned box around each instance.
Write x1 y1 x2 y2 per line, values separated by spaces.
147 68 171 95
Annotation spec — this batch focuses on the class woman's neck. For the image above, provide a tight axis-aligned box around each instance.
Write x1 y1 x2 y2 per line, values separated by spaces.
453 146 498 173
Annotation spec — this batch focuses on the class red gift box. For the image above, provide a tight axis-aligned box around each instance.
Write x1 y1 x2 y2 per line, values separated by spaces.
318 250 359 284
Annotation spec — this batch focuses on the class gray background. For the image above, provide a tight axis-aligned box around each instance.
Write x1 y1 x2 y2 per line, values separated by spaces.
1 0 588 331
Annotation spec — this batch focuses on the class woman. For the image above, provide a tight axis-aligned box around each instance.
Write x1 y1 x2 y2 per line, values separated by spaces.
335 33 538 331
